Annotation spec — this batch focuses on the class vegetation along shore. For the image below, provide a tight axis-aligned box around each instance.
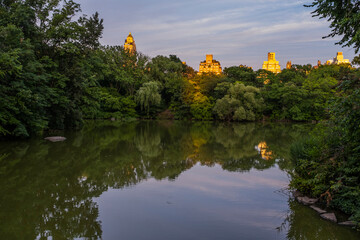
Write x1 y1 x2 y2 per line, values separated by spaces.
0 0 359 231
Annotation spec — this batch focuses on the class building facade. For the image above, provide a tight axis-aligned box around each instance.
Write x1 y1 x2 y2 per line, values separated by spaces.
262 52 281 73
333 52 350 64
124 32 136 53
198 54 222 75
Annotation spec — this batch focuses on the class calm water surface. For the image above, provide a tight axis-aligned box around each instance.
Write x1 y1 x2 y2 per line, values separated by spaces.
0 121 359 240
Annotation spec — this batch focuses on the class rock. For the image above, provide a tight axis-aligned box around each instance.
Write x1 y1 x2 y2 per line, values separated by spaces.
320 213 337 223
297 196 318 205
338 221 357 227
111 117 116 121
310 205 327 214
44 136 66 142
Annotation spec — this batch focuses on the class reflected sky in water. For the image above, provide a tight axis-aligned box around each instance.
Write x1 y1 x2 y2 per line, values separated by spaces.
96 164 290 240
0 121 359 240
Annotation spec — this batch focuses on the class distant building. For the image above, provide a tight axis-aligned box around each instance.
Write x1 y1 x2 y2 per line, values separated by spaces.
239 64 253 70
325 52 350 65
262 52 281 73
314 60 322 69
198 54 222 75
124 32 136 53
255 142 273 161
286 61 292 69
326 59 333 65
333 52 350 64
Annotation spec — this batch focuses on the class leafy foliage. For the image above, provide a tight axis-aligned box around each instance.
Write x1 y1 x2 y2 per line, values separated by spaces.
213 83 263 121
290 71 360 227
0 0 104 137
135 81 162 116
305 0 360 53
0 0 357 139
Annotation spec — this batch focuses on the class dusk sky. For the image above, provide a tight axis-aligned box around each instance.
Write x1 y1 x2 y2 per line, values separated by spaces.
78 0 356 70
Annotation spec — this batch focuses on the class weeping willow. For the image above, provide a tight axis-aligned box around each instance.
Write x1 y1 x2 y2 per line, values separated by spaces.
135 81 161 116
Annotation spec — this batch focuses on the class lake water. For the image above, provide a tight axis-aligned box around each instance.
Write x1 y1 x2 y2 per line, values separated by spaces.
0 121 359 240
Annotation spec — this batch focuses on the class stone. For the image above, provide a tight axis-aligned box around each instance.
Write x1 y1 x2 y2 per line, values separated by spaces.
338 221 357 227
320 213 337 223
198 54 222 75
111 117 116 121
297 196 318 205
310 205 327 214
44 136 66 142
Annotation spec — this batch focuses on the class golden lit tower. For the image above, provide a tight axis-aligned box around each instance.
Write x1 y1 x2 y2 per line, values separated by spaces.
198 54 222 75
333 52 350 64
262 52 281 73
286 61 292 69
124 32 136 53
326 52 350 65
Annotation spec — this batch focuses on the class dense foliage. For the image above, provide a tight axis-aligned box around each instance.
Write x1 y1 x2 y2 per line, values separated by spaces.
0 0 103 137
0 0 357 140
288 0 360 228
290 72 360 227
305 0 360 53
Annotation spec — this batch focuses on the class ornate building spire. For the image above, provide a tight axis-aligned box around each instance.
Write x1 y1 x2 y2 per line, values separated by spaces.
124 32 136 54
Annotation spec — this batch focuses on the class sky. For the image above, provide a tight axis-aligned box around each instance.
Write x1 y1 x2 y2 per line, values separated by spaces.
77 0 356 70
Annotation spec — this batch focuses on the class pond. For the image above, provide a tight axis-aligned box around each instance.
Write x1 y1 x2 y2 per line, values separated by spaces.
0 121 359 240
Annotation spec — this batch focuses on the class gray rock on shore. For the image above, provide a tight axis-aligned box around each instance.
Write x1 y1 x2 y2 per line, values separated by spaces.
310 205 327 214
338 221 357 227
297 196 318 205
44 136 66 142
320 213 337 223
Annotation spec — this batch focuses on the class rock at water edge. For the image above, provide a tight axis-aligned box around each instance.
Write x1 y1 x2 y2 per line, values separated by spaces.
310 205 327 214
338 221 357 227
320 213 337 223
44 136 66 142
297 196 318 205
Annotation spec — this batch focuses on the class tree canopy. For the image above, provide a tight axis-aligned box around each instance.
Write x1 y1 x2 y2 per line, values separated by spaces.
306 0 360 53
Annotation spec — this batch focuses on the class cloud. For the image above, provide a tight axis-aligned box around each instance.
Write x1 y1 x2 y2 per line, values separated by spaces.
78 0 356 69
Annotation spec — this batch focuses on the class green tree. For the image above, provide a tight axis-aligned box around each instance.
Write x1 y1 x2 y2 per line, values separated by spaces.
98 46 149 96
352 55 360 67
224 66 258 86
0 0 104 137
135 81 162 116
306 0 360 53
213 83 263 121
146 55 184 106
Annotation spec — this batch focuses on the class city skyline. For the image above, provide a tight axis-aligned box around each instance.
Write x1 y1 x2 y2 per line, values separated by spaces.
78 0 356 70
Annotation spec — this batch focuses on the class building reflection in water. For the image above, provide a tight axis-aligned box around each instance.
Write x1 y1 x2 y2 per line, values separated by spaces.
255 141 273 160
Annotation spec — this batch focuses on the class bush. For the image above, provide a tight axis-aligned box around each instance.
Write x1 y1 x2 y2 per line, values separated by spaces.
290 73 360 227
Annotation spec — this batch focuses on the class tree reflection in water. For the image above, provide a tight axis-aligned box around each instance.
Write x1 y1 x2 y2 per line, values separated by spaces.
279 199 360 240
0 121 318 239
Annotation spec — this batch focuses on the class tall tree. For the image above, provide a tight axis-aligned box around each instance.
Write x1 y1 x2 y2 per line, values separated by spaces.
306 0 360 52
0 0 104 137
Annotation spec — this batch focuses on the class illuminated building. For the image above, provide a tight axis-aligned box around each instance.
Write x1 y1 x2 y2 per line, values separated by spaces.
262 52 281 74
124 32 136 53
198 54 222 75
256 142 273 161
286 61 292 69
